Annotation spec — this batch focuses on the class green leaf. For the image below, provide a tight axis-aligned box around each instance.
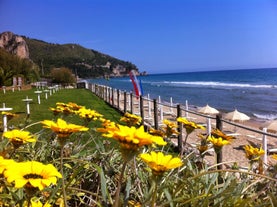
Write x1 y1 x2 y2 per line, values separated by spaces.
163 188 174 207
64 163 72 169
92 163 108 203
124 177 132 205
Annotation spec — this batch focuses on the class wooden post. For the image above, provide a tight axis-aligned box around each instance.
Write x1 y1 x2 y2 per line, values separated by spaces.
216 114 223 130
262 128 268 165
104 86 107 100
112 88 114 106
102 86 104 100
130 92 133 114
117 89 120 109
98 85 101 98
153 99 159 130
108 88 111 104
104 87 106 102
124 91 127 113
98 85 100 97
216 114 223 169
177 104 183 153
140 95 144 125
206 118 211 135
106 87 108 102
105 86 107 101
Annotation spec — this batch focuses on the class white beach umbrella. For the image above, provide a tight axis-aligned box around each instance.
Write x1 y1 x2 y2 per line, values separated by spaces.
225 109 250 122
198 104 219 136
198 104 219 115
260 120 277 133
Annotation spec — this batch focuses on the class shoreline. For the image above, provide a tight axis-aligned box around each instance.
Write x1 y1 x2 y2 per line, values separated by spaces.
87 72 277 122
89 82 277 167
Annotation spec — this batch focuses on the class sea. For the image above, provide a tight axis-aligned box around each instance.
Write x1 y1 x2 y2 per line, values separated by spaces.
88 68 277 121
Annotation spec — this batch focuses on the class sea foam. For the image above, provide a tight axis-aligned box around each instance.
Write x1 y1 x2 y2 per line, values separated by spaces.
253 113 277 120
164 81 276 88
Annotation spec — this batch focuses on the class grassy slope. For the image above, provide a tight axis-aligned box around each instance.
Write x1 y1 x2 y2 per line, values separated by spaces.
0 88 122 133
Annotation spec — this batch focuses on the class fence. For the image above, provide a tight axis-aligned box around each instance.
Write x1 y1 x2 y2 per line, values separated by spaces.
87 83 277 165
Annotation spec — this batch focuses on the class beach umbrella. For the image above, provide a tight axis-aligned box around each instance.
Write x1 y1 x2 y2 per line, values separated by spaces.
198 104 219 115
225 109 250 122
260 120 277 133
198 104 219 136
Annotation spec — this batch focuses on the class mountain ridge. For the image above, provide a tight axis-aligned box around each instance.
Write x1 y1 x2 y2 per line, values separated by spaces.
0 31 144 78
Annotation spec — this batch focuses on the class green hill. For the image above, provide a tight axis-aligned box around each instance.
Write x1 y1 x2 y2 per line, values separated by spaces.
24 37 139 78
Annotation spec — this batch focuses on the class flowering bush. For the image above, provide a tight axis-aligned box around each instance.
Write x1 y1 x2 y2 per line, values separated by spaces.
0 100 276 207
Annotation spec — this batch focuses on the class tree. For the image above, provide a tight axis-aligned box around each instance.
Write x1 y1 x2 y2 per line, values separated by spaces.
50 67 75 86
0 48 39 86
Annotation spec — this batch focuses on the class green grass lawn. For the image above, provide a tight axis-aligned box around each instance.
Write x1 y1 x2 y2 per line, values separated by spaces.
0 87 123 133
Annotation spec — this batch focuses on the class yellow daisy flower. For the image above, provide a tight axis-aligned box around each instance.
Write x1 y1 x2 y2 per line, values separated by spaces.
272 154 277 160
49 106 65 116
67 102 83 111
208 136 230 147
97 119 118 133
177 117 205 134
196 134 209 155
3 129 36 148
120 112 142 126
128 200 142 207
208 136 230 153
23 198 51 207
77 107 103 122
41 118 89 138
2 111 17 121
162 119 179 137
56 102 68 107
140 151 183 175
4 161 62 191
0 156 15 174
244 145 265 161
101 125 167 150
49 102 83 116
197 145 209 153
58 105 72 114
211 129 235 141
149 128 166 137
163 119 178 128
99 124 167 161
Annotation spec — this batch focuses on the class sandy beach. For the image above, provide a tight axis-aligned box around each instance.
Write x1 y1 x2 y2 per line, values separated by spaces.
115 93 277 168
177 107 276 168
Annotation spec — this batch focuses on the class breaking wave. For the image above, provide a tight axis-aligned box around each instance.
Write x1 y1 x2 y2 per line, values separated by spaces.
161 81 277 89
253 113 277 120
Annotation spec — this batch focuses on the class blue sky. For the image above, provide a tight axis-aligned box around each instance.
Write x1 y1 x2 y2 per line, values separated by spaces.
1 0 277 74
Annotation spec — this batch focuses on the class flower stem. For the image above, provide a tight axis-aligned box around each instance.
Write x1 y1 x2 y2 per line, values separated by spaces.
60 145 68 207
114 160 128 207
27 200 31 207
183 134 189 147
181 134 189 157
151 177 158 207
258 158 264 174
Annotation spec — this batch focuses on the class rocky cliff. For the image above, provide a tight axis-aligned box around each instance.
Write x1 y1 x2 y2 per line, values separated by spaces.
0 31 29 59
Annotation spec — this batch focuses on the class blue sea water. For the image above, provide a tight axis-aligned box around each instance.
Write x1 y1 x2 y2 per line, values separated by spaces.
88 68 277 120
